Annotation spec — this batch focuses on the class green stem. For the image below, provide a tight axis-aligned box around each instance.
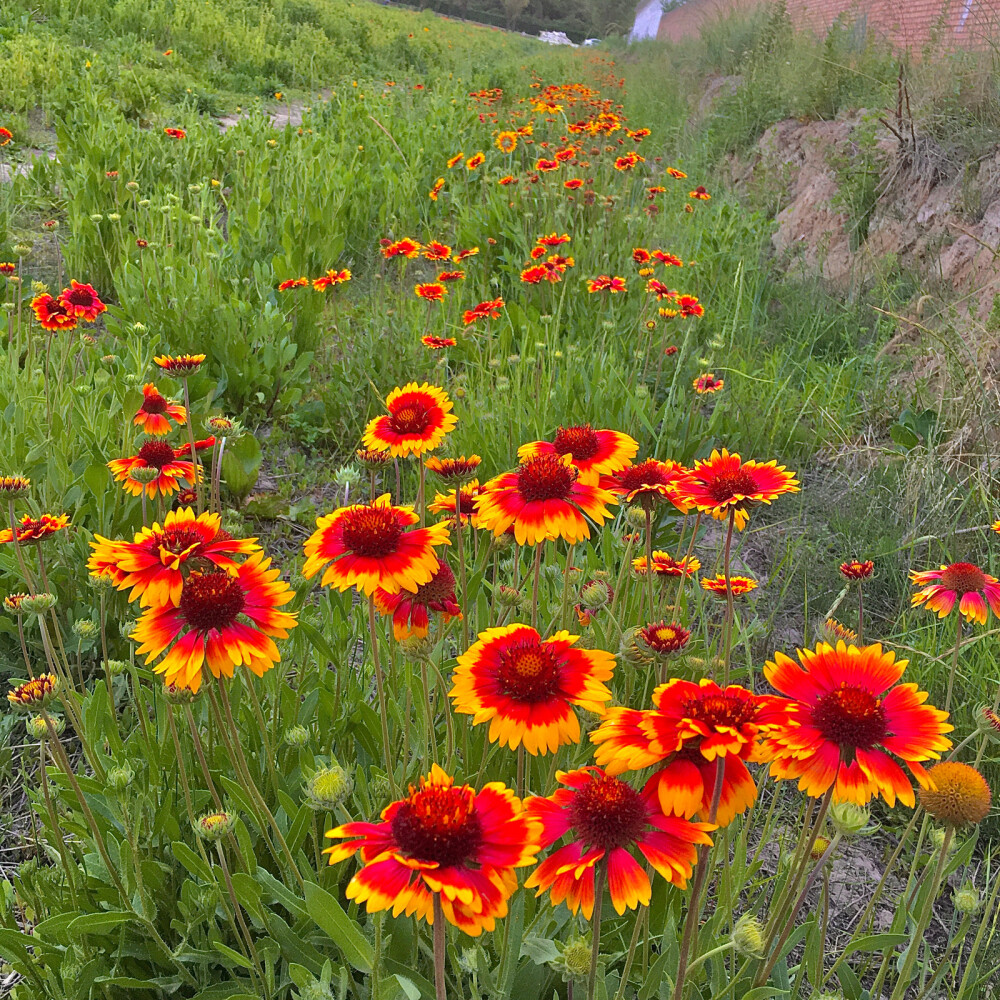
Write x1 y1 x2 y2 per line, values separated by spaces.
368 595 399 797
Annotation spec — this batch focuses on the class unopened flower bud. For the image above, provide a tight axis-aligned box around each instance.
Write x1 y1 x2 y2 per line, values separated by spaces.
549 935 591 982
19 593 56 615
107 762 135 792
830 801 871 836
72 619 98 640
26 714 63 739
731 914 765 958
625 506 647 527
284 724 310 747
196 810 236 841
954 883 980 914
163 681 199 704
305 763 353 811
496 585 522 607
398 634 434 662
106 659 129 676
0 475 30 498
128 466 161 484
580 580 611 610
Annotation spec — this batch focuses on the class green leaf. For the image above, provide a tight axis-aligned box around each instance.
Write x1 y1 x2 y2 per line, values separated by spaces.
68 911 136 935
172 840 214 883
304 881 373 972
497 892 525 999
842 933 908 957
211 940 255 970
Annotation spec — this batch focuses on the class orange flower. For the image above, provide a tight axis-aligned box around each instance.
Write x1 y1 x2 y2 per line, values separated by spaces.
564 178 583 190
632 551 700 577
0 263 15 276
88 508 259 608
414 282 447 302
420 335 456 350
632 248 651 264
495 131 518 153
278 277 309 291
477 454 616 545
536 232 570 248
762 642 952 806
429 480 483 527
520 264 549 285
132 552 296 692
373 557 461 639
437 270 465 282
466 152 485 170
666 167 687 178
451 624 614 754
701 574 758 597
8 674 59 709
428 177 445 200
164 127 186 139
312 269 351 291
525 768 712 918
108 441 200 498
693 373 724 394
652 250 683 267
324 765 540 935
671 449 799 530
604 458 688 510
518 425 637 483
30 294 77 332
56 281 106 322
840 559 874 580
424 455 481 483
153 354 206 376
362 382 457 457
446 152 464 168
0 127 12 146
535 158 559 171
498 175 518 185
592 678 788 826
910 563 1000 624
382 238 422 259
423 241 452 261
586 275 626 293
303 494 450 596
454 247 479 261
689 186 711 200
0 513 69 545
133 384 186 436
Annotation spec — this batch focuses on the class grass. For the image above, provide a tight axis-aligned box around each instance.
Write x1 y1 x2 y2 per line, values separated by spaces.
0 1 999 998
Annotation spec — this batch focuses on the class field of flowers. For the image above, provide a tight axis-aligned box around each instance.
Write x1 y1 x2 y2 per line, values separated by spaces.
1 1 999 999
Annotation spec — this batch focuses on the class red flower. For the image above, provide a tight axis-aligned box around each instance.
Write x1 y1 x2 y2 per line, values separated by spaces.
57 281 106 322
421 335 456 350
30 294 77 332
0 127 12 146
278 277 309 291
164 127 186 139
383 238 422 259
518 425 637 484
689 186 711 200
564 178 583 190
373 558 461 639
414 283 447 302
652 250 683 267
423 241 452 261
133 383 187 436
840 560 874 581
462 297 504 325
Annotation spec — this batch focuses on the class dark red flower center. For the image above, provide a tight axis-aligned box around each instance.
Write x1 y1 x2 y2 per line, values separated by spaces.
553 425 600 461
568 773 647 852
415 562 456 604
340 506 403 557
496 640 560 702
179 571 245 632
141 391 169 415
388 398 433 435
149 526 206 556
616 460 671 492
939 562 988 594
516 454 577 502
390 783 482 867
704 469 759 505
642 621 690 653
812 684 886 750
137 440 177 469
681 691 757 729
66 286 96 307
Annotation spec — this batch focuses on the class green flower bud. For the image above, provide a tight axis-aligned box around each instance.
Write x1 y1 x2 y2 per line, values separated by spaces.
19 593 57 615
284 724 310 748
26 714 63 739
107 762 135 793
72 619 98 640
398 633 434 662
125 181 139 191
107 213 121 222
305 763 353 811
294 981 334 1000
120 619 137 639
106 659 129 676
13 244 33 257
830 801 871 837
580 580 611 610
732 914 765 958
549 935 591 983
625 506 648 527
89 214 104 223
163 681 200 704
954 883 980 915
195 810 236 841
127 466 161 484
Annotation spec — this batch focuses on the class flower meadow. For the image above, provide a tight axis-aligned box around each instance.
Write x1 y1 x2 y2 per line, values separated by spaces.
2 5 1000 1000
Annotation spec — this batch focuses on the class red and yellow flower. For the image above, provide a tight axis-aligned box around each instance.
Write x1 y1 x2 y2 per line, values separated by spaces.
414 282 447 302
278 277 310 291
133 383 186 436
495 131 518 153
0 514 69 545
910 563 1000 624
476 454 616 545
671 449 799 530
592 678 788 826
666 167 687 179
0 127 12 146
451 624 614 755
132 551 297 692
88 508 258 607
164 127 186 139
423 242 452 261
362 383 456 458
303 494 450 596
420 335 456 350
689 186 711 200
373 558 461 639
693 373 724 394
840 559 874 580
429 480 484 527
462 298 504 325
324 765 540 935
57 281 106 322
424 455 481 483
525 768 712 918
518 425 637 484
762 641 952 806
632 551 700 577
701 574 758 597
586 275 627 293
108 441 200 498
466 152 485 170
604 458 688 510
30 294 77 332
383 238 422 259
312 269 351 291
153 354 205 377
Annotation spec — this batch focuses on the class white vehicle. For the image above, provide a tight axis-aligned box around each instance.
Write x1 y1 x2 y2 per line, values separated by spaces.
582 38 601 45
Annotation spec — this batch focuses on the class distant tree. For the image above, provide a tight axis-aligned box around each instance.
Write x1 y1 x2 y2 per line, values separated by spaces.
587 0 638 36
501 0 529 29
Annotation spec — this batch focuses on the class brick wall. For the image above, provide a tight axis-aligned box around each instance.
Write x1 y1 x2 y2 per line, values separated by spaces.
655 0 1000 49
